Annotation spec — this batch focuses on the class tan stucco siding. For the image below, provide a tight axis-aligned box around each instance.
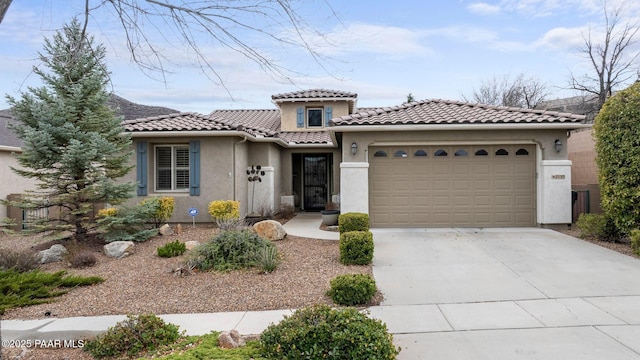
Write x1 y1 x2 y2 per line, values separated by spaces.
125 137 240 223
280 102 350 132
0 150 38 218
339 129 569 162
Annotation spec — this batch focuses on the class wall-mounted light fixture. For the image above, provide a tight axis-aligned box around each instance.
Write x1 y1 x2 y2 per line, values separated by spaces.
554 139 562 153
351 142 358 155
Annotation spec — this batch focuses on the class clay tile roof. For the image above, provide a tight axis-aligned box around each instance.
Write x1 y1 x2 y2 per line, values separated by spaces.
272 89 357 101
209 109 280 137
279 131 332 144
122 112 233 132
331 99 587 127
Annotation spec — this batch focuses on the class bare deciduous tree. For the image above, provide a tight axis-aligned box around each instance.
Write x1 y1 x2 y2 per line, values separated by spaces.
462 73 550 109
0 0 338 95
568 0 640 111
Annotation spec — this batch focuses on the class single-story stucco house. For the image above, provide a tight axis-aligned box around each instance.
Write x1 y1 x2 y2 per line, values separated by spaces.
122 89 590 228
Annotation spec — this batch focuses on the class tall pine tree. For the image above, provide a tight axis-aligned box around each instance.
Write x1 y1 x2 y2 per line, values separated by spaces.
6 19 134 242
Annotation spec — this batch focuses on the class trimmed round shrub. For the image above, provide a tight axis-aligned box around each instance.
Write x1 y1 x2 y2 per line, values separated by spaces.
327 273 376 306
339 230 374 265
338 212 370 233
157 240 187 258
188 230 276 271
260 304 400 360
84 314 181 358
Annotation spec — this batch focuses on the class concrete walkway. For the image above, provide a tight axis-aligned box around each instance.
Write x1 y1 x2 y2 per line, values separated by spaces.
369 228 640 359
282 211 339 240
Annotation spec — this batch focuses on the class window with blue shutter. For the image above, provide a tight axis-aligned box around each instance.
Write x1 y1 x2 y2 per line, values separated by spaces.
324 106 332 127
189 140 200 196
296 107 304 128
136 141 148 196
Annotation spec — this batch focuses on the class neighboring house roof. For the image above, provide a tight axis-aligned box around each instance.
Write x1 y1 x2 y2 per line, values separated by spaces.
331 99 588 128
0 109 22 149
271 89 357 102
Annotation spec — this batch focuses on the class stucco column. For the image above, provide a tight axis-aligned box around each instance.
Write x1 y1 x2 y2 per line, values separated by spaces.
537 160 572 225
340 162 369 214
247 166 275 215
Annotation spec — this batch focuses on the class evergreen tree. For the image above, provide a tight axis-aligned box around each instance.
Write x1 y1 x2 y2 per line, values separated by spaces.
5 19 134 242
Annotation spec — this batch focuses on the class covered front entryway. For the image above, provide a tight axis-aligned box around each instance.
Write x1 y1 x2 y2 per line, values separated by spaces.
292 153 333 211
369 144 536 227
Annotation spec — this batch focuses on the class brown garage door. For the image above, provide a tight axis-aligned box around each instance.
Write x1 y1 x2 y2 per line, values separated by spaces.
369 145 536 227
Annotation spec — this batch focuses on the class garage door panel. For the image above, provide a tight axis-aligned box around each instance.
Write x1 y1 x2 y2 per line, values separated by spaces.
369 144 536 227
433 180 450 191
433 195 451 206
392 196 410 206
453 195 471 206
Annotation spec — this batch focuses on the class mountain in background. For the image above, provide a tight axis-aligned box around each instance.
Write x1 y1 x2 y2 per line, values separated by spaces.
1 95 180 147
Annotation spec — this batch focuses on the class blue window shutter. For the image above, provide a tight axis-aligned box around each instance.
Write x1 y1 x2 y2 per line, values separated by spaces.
189 140 201 196
136 141 147 196
296 107 304 128
324 106 333 127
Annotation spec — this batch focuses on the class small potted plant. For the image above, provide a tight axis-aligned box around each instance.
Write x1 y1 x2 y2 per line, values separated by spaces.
321 201 340 226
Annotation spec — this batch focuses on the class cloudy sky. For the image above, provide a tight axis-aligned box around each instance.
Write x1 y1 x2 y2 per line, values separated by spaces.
1 0 639 114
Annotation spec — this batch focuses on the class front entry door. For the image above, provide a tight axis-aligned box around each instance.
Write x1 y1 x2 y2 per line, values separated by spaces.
303 154 329 210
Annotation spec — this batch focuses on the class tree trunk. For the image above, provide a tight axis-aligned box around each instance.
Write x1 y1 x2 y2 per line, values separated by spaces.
0 0 13 24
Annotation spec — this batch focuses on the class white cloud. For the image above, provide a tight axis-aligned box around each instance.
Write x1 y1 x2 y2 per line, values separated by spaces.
467 3 502 15
425 26 529 52
533 26 587 50
312 23 431 57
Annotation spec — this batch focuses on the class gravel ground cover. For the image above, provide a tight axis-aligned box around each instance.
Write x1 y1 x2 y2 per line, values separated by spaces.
0 221 376 359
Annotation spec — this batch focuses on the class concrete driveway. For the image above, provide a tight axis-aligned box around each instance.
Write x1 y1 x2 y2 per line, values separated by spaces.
368 228 640 359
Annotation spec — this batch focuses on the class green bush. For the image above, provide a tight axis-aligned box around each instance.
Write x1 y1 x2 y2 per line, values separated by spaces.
84 314 182 358
0 250 40 272
97 200 159 242
340 231 374 265
338 212 370 233
630 229 640 256
260 304 399 360
258 245 279 273
327 273 377 306
188 230 277 271
575 213 619 241
157 240 187 258
594 81 640 234
0 269 103 314
140 196 176 227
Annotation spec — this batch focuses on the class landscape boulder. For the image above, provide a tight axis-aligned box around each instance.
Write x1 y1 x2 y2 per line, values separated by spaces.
253 220 287 241
38 244 68 264
184 240 200 251
103 241 135 258
159 224 174 236
218 330 245 349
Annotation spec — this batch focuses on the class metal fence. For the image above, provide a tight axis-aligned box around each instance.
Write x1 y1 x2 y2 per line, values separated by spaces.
22 200 49 230
572 190 590 223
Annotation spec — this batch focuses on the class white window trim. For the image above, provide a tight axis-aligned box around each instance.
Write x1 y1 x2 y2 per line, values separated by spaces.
154 144 190 192
307 107 324 128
